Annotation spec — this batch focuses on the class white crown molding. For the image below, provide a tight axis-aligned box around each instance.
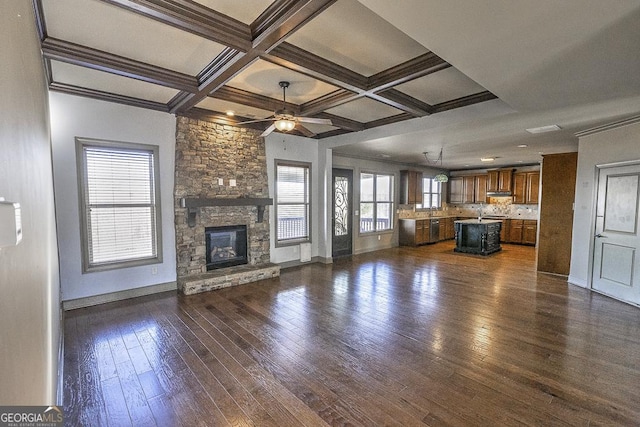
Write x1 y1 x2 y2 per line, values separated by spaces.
575 115 640 138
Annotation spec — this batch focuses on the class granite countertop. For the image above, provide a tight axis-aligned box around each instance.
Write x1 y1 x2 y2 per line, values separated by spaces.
400 215 537 221
455 219 502 224
399 215 474 220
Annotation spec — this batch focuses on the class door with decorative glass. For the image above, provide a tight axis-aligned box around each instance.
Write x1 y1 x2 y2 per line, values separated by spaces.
332 169 353 257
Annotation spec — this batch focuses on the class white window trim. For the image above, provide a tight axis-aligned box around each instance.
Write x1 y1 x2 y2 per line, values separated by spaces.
76 137 163 273
274 160 312 247
359 171 395 234
421 177 443 210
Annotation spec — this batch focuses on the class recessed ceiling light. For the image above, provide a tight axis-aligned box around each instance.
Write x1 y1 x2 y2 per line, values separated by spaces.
226 110 235 116
480 157 495 162
525 124 561 134
380 154 391 158
517 160 524 163
517 144 528 148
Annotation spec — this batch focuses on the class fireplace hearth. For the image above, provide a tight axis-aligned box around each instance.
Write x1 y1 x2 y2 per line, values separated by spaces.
205 225 247 270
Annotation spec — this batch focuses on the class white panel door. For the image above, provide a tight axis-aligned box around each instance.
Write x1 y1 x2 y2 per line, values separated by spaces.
592 164 640 304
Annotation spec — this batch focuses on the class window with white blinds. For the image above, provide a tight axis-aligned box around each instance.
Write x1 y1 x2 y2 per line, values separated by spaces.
77 138 162 272
275 161 310 245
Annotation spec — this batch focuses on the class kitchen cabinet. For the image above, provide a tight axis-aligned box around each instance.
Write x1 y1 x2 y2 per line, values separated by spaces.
475 175 487 203
399 219 440 246
513 173 526 203
463 176 475 203
499 169 513 192
449 175 487 204
446 217 455 240
487 170 499 193
522 220 537 245
400 217 455 245
488 169 514 193
513 171 540 204
526 171 540 204
500 219 508 242
448 177 464 204
438 217 455 241
400 219 424 246
508 219 524 244
505 219 537 245
454 219 502 255
400 170 423 205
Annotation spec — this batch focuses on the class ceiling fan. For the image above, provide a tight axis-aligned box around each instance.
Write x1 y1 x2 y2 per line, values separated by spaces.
239 81 332 137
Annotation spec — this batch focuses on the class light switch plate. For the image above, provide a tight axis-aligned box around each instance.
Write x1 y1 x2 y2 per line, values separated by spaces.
218 178 224 185
230 179 237 187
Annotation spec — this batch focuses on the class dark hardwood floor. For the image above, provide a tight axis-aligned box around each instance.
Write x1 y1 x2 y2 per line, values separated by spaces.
63 242 640 426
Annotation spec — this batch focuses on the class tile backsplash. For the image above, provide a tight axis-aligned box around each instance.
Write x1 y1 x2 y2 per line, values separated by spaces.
399 197 539 220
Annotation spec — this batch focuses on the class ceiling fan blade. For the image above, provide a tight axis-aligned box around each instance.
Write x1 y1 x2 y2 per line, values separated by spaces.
296 117 332 125
296 124 315 138
260 123 276 137
237 116 274 125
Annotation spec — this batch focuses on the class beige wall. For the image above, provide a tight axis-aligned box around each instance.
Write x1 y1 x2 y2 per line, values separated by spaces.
49 93 176 303
0 2 61 404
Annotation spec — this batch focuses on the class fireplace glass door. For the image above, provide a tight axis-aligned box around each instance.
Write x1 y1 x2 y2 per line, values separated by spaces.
205 225 248 270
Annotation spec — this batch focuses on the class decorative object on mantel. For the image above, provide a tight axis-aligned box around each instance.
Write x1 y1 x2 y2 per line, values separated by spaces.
180 197 273 227
423 148 449 182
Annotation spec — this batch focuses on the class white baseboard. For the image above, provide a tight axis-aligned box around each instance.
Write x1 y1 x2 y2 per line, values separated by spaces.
57 308 64 406
62 281 177 311
568 275 588 288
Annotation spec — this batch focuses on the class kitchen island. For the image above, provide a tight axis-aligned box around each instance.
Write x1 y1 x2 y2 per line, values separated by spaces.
454 219 502 255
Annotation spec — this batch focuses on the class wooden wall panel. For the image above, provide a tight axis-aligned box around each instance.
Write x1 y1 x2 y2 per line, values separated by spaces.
537 153 578 275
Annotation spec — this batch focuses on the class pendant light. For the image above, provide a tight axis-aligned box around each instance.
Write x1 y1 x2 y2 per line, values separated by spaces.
423 149 449 182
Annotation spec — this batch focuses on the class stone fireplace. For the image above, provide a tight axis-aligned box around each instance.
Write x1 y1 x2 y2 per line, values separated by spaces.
174 116 279 295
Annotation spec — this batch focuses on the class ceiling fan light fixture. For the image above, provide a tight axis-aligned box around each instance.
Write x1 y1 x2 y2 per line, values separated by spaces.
275 118 295 132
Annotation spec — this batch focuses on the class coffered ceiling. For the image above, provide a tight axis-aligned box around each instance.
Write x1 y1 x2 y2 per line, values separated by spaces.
33 0 640 169
34 0 495 138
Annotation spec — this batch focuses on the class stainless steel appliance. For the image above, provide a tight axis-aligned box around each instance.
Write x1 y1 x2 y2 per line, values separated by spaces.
429 219 440 243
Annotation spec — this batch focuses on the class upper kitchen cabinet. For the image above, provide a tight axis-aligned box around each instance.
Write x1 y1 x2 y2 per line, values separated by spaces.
487 170 499 192
527 171 540 204
487 169 514 193
463 176 475 203
513 171 540 204
449 174 487 204
475 175 487 203
449 176 464 204
400 170 423 205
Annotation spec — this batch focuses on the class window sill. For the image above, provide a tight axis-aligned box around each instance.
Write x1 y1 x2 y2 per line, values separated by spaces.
83 256 162 274
359 229 394 236
275 238 311 248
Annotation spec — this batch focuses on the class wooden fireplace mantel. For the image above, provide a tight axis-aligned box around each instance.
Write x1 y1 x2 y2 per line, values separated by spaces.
180 197 273 227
